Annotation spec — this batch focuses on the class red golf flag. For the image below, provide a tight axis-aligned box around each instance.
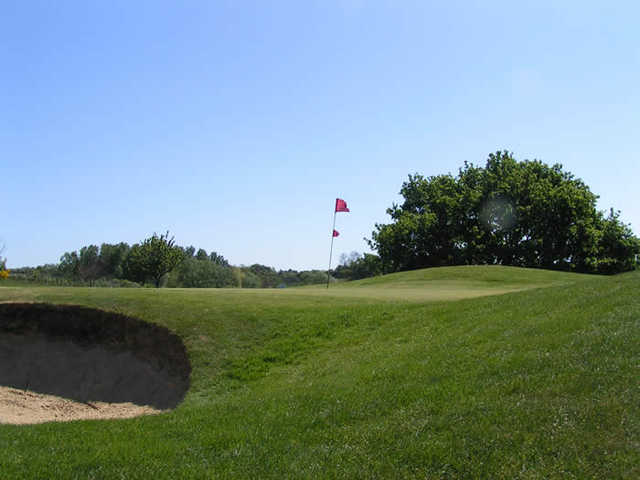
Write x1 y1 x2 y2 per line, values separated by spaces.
335 198 350 212
333 229 339 237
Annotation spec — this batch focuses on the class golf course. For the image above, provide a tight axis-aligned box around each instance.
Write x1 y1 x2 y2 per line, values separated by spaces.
0 265 637 478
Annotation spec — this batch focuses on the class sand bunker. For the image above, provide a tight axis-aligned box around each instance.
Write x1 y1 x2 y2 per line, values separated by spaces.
0 303 190 425
0 386 163 424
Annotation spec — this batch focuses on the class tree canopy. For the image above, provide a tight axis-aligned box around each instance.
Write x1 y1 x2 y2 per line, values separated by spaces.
369 151 640 275
123 232 184 287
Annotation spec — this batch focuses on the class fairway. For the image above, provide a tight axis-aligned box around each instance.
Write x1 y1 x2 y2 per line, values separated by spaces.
0 266 638 479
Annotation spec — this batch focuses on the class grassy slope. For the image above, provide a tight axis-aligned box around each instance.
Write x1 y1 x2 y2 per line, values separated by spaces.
0 266 637 479
318 265 589 301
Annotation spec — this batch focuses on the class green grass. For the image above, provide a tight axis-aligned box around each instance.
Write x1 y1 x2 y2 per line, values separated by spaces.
313 265 590 301
0 265 638 479
0 278 38 288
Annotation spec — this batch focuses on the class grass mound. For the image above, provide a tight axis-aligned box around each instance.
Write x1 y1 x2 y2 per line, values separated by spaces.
344 264 589 286
0 266 637 478
310 265 592 302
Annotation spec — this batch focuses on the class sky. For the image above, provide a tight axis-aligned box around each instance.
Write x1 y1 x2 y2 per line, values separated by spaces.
2 1 639 270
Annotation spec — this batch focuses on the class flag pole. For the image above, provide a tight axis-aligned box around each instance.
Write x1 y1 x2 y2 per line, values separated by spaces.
327 209 337 289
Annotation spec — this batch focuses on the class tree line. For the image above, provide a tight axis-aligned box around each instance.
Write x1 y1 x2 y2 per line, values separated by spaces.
10 232 329 288
5 151 638 286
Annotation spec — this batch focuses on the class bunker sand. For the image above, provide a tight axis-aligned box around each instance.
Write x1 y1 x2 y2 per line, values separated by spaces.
0 303 191 425
0 386 163 424
0 333 179 424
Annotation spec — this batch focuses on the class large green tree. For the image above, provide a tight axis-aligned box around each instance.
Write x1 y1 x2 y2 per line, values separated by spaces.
369 151 639 274
123 232 184 287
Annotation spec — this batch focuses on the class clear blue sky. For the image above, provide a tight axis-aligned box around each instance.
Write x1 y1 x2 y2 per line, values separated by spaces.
2 1 639 270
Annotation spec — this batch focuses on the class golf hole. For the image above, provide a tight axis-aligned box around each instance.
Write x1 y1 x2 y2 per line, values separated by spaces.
0 303 191 424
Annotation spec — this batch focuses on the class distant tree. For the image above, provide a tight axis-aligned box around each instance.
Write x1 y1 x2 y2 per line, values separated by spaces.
58 251 80 278
278 269 302 287
98 242 130 278
351 254 383 279
333 255 354 280
195 248 209 261
78 245 101 285
123 232 185 287
369 151 640 274
231 267 244 287
333 252 382 280
59 243 129 283
248 264 279 288
209 251 229 267
240 269 262 288
339 251 361 267
297 270 329 285
175 257 234 288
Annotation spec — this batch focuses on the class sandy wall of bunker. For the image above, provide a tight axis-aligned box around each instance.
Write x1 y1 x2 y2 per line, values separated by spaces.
0 303 191 410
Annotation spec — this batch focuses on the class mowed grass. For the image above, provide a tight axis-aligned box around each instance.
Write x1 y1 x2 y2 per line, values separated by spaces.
303 265 589 301
0 266 637 479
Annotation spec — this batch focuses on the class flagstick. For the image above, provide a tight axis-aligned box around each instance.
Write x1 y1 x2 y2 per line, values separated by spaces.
327 210 337 289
